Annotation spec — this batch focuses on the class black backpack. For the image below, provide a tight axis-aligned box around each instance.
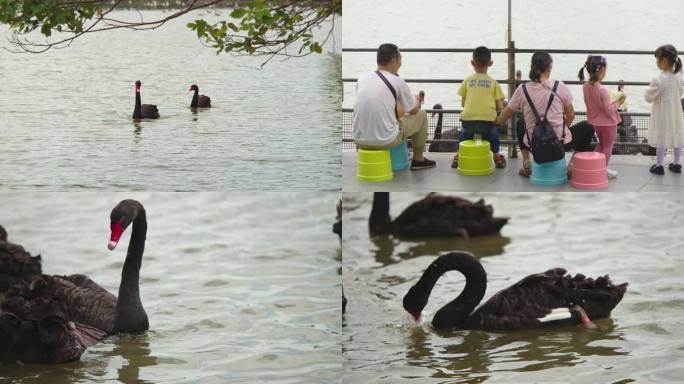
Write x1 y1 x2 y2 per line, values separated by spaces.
522 81 566 164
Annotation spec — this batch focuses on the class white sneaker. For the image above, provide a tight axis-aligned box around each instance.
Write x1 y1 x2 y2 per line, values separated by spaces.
607 169 618 179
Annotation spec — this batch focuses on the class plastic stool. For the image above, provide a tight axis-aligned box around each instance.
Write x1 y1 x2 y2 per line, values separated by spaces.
457 140 494 176
531 158 568 185
389 140 410 171
571 152 608 189
357 149 393 182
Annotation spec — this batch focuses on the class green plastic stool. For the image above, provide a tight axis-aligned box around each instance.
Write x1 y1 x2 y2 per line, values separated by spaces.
357 149 393 182
457 140 494 176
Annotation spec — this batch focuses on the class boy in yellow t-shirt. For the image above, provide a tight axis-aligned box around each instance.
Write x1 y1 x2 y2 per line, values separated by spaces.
452 46 507 168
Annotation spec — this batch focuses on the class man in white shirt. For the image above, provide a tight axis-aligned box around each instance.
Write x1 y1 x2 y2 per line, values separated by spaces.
352 43 436 170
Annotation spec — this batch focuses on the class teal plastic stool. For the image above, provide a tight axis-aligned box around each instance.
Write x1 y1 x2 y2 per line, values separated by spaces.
457 139 494 176
357 149 393 182
531 158 568 185
389 140 410 171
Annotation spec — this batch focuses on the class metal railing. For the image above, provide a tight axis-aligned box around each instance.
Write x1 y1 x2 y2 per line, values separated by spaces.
342 108 661 155
342 47 682 87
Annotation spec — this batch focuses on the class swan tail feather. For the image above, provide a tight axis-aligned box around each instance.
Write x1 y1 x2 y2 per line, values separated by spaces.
72 322 106 348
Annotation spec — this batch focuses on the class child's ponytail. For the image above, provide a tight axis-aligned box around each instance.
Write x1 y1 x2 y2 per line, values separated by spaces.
655 44 681 73
580 55 607 83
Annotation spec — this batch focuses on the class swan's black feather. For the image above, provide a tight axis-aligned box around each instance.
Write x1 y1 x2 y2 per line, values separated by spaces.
140 104 160 119
1 242 92 363
371 193 508 237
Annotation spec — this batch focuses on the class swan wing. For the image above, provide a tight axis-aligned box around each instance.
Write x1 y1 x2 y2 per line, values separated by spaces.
393 195 507 237
468 269 627 330
0 241 43 278
48 275 117 334
0 279 86 363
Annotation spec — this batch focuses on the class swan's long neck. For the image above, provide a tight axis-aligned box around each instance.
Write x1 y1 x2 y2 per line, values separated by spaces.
133 89 142 118
408 253 487 330
191 88 199 107
369 192 393 235
434 112 443 139
115 206 148 333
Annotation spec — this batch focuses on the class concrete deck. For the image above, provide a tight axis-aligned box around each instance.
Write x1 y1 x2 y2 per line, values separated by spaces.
343 151 684 192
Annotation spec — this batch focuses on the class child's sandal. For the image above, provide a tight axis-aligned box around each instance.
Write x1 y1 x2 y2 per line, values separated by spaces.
518 161 531 177
451 153 459 169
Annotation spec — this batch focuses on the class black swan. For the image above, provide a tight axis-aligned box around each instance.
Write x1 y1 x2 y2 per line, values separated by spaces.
132 81 159 119
428 104 459 152
0 199 149 364
403 252 628 331
369 192 508 238
189 84 211 108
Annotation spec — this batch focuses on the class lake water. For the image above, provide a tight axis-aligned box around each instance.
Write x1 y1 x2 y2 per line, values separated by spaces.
342 192 684 383
342 0 684 113
0 192 341 383
0 9 341 191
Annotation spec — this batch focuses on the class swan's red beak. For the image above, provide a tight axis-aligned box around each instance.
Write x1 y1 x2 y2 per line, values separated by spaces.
571 305 597 329
188 86 192 91
109 217 125 251
409 310 421 323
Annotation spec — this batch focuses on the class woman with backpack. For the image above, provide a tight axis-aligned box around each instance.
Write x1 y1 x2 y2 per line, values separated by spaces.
497 52 575 177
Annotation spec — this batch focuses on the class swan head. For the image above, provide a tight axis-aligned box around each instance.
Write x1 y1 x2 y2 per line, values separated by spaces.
431 103 443 118
403 285 428 323
189 84 199 92
135 81 141 92
108 200 140 250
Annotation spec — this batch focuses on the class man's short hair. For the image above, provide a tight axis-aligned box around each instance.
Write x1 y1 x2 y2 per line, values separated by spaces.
473 46 491 66
377 43 400 66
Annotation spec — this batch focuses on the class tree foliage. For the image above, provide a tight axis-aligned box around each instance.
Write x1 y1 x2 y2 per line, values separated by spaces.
0 0 340 64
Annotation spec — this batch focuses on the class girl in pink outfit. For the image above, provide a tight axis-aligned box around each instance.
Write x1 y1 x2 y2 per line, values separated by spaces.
578 55 625 179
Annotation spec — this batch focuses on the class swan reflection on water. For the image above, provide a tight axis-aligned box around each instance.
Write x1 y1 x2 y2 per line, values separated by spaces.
371 234 511 268
132 120 143 142
107 333 158 384
0 334 157 384
404 319 626 381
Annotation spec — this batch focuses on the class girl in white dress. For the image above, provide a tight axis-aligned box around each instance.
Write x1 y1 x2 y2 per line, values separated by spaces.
645 44 684 175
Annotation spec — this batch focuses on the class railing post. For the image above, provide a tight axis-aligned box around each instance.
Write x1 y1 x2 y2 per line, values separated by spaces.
508 40 518 158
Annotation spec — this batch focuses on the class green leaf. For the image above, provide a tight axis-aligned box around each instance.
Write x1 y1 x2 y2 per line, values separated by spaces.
230 8 246 19
40 23 51 37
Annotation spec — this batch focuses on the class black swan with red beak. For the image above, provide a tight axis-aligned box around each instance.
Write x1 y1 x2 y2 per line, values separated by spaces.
132 81 159 119
370 193 508 238
0 199 149 363
189 84 211 108
403 252 627 331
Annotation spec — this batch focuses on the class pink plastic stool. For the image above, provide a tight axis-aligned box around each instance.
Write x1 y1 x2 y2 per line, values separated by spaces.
571 152 608 189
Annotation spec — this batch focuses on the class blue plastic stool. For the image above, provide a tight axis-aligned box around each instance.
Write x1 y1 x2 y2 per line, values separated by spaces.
389 140 410 171
531 158 568 186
